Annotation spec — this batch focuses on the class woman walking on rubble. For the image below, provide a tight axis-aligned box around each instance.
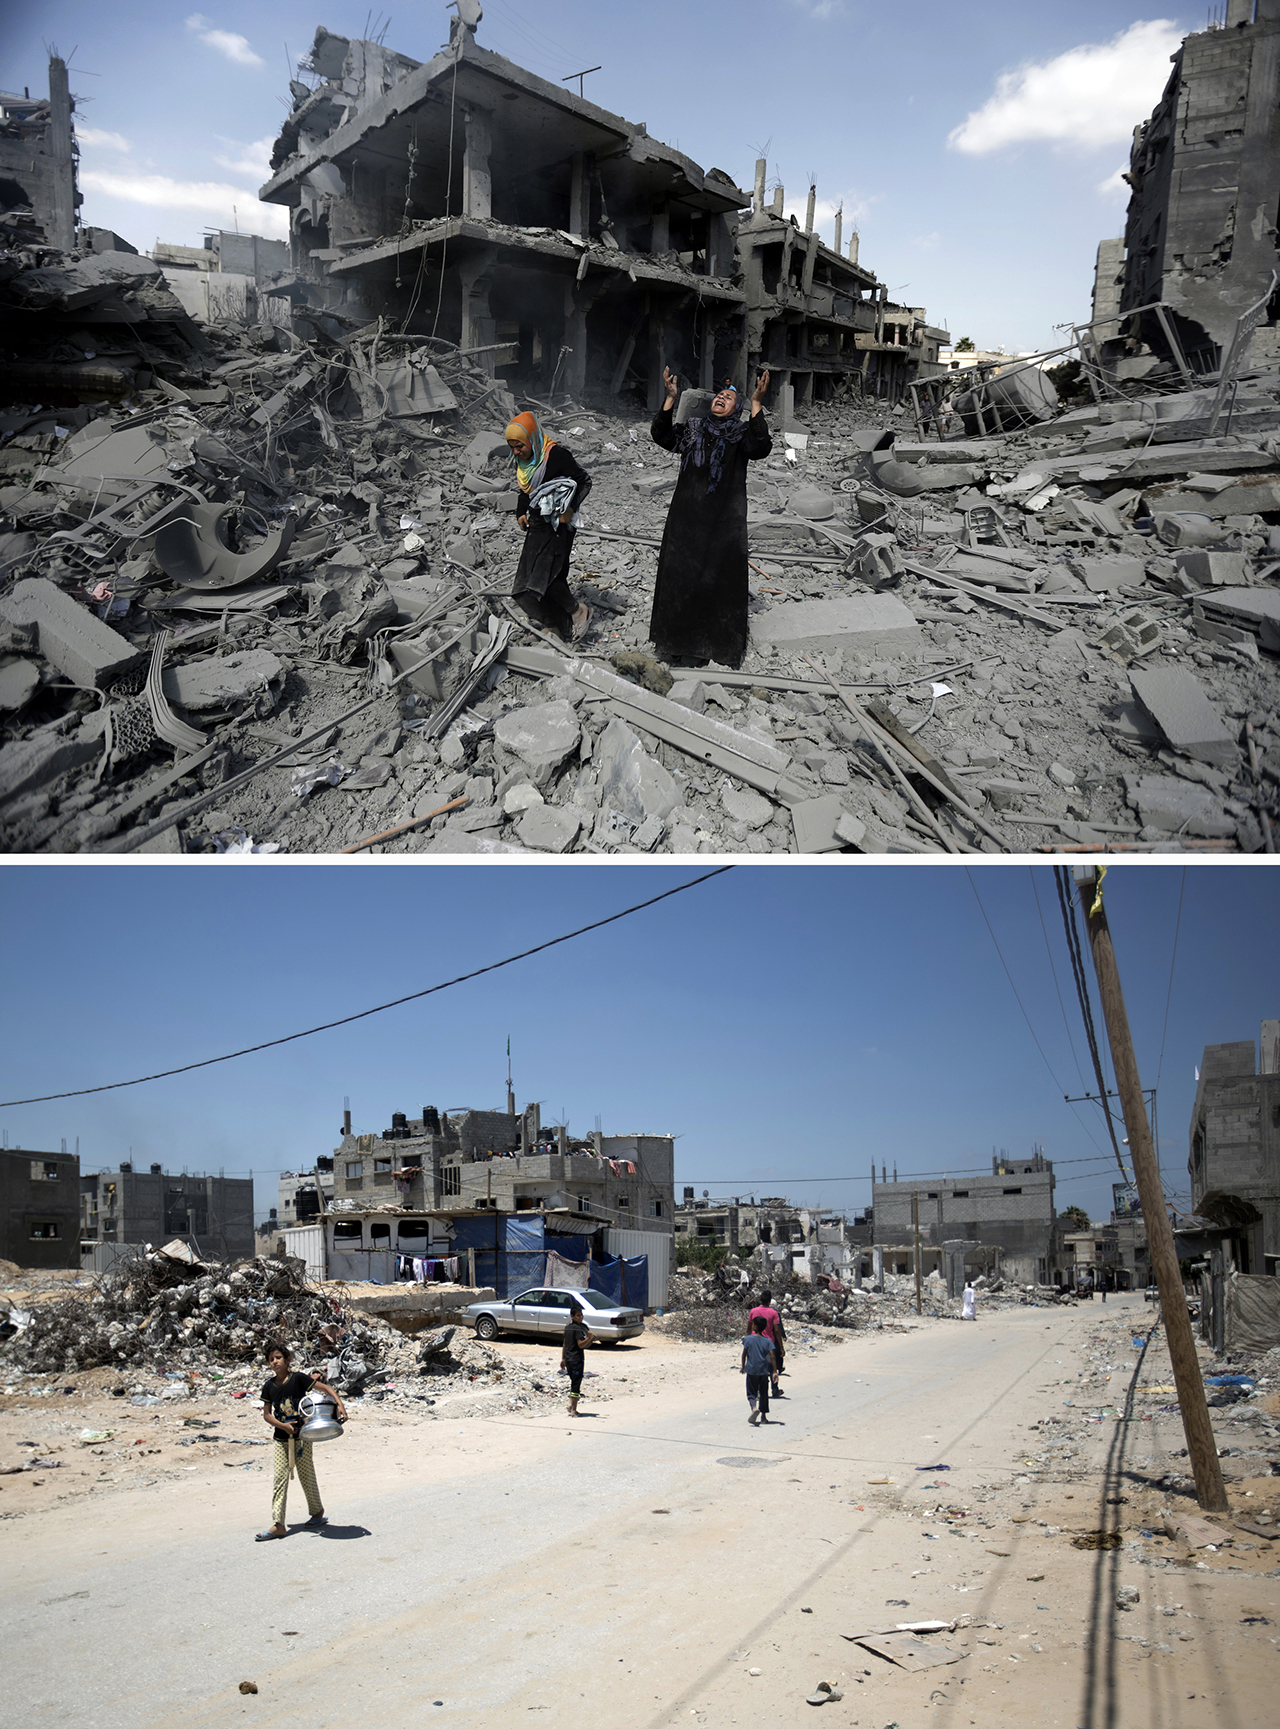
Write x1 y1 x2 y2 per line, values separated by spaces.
256 1340 347 1541
648 368 771 669
505 411 593 642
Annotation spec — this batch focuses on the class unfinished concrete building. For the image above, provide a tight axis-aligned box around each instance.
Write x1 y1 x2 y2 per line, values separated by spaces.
872 1150 1057 1286
259 23 750 407
1188 1018 1280 1274
304 1098 673 1231
1114 1 1280 370
0 1145 81 1269
0 57 77 249
79 1164 255 1260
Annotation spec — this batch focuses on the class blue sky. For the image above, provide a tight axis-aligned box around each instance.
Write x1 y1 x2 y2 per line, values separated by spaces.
2 2 1196 351
1 862 1274 1231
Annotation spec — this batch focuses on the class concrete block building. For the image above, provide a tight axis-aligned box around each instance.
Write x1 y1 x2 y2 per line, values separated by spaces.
1188 1018 1280 1273
79 1165 255 1261
0 1146 80 1269
872 1150 1057 1286
289 1098 674 1235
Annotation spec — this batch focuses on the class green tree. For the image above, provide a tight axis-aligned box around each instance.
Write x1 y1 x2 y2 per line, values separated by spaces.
674 1237 728 1271
955 336 975 352
1061 1206 1091 1232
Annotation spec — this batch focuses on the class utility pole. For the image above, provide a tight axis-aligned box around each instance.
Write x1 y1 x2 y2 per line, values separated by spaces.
1074 867 1228 1513
913 1190 922 1316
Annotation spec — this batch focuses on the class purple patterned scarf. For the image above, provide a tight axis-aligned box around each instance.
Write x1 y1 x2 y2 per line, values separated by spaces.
678 389 750 494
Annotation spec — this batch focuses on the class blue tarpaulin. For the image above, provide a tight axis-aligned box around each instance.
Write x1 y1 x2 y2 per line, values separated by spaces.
545 1235 589 1264
449 1214 546 1296
588 1254 648 1309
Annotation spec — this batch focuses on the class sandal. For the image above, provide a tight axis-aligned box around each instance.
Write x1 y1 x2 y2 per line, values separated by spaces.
570 603 591 641
304 1513 328 1528
255 1526 286 1542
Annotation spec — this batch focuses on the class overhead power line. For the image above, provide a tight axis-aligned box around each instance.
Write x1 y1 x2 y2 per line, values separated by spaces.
1054 866 1129 1177
0 868 733 1107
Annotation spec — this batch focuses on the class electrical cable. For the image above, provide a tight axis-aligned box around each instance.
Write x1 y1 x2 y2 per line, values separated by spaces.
0 868 734 1107
428 45 462 341
1030 866 1089 1092
1154 867 1186 1095
964 868 1107 1160
1053 866 1130 1178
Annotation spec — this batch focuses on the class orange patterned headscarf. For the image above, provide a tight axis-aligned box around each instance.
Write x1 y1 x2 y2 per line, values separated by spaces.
504 412 557 490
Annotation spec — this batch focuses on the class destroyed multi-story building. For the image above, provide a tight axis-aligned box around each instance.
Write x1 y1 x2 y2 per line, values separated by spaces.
256 20 943 412
871 1149 1057 1287
0 1144 80 1269
1188 1017 1280 1274
79 1163 255 1261
737 169 948 418
0 58 77 250
1103 1 1280 372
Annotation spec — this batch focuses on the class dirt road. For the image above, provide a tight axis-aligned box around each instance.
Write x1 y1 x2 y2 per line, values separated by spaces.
1 1293 1272 1728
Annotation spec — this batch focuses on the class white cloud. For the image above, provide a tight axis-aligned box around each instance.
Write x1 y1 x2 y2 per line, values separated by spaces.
781 190 878 241
79 168 289 237
947 20 1182 155
185 14 265 69
1097 166 1129 198
789 0 844 17
75 126 132 153
213 136 275 181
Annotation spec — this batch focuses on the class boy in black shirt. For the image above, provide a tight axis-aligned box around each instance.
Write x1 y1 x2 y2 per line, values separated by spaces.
560 1302 594 1417
257 1340 347 1541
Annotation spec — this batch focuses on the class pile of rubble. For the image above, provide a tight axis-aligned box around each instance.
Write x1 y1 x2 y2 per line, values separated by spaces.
0 1242 383 1379
2 237 1278 853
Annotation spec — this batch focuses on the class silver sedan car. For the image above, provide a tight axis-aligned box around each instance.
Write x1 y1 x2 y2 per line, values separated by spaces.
463 1286 645 1344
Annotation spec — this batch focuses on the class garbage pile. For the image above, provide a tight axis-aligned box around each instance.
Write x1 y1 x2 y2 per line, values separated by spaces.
0 1241 384 1377
2 239 1278 854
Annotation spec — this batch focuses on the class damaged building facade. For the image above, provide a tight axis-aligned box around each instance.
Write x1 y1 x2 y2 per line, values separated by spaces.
280 1097 675 1229
0 57 77 251
1100 1 1280 373
257 21 941 410
1188 1018 1280 1274
0 1144 80 1269
871 1150 1057 1287
79 1164 255 1262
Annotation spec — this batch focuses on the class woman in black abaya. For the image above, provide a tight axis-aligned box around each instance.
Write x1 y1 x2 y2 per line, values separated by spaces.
648 368 770 668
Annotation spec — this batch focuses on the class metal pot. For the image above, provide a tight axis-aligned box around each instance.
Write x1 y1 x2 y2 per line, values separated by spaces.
298 1390 344 1444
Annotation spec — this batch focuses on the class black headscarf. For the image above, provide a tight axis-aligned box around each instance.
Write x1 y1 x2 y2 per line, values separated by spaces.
677 387 750 494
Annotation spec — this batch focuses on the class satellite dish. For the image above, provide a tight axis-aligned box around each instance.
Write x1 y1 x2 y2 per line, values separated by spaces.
702 1189 709 1199
456 0 482 26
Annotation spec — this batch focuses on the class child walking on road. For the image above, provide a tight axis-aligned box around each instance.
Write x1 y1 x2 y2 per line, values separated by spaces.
740 1316 777 1426
257 1340 347 1541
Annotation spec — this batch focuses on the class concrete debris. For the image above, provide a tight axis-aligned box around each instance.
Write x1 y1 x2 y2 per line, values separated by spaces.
1 43 1279 853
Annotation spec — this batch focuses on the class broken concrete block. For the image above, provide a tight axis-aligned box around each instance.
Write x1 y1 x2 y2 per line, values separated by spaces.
790 793 845 853
673 389 711 426
464 430 510 473
502 782 544 816
493 700 581 788
1129 666 1237 766
595 717 682 826
0 726 98 804
1124 774 1236 838
162 649 282 713
0 577 144 689
1067 557 1145 593
515 804 582 852
631 813 666 851
751 594 922 659
834 811 866 849
0 658 40 711
667 678 707 713
1099 608 1162 661
1175 550 1248 588
1194 586 1280 652
722 786 773 829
